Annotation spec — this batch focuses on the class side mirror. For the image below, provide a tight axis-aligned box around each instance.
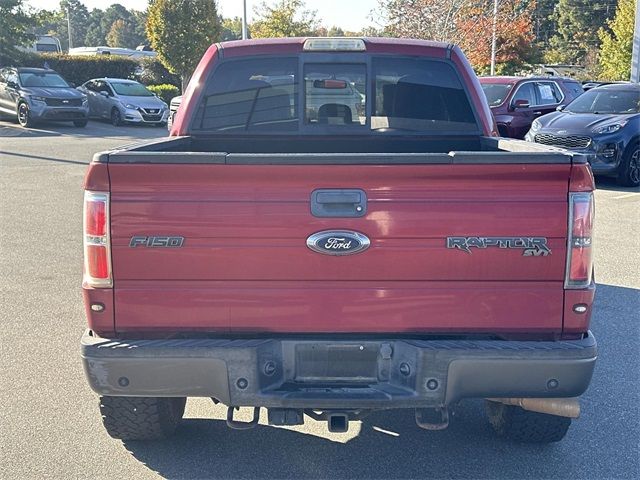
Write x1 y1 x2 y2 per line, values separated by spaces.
512 99 530 109
68 82 76 88
7 81 18 89
556 105 565 112
99 91 109 97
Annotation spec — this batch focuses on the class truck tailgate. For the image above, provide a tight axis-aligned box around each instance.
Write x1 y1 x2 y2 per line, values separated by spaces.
108 162 569 334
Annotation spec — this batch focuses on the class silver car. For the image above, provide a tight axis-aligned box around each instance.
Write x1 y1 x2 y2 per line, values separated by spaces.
78 78 168 126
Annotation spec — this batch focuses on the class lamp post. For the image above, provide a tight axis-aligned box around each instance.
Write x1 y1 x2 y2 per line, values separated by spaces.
490 0 498 75
67 6 72 50
632 0 639 82
242 0 248 40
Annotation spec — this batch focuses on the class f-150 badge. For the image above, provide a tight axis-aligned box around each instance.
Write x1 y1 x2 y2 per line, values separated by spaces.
129 236 184 247
446 237 551 256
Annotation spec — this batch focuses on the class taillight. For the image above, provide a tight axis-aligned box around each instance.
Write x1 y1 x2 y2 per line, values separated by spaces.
565 192 594 289
83 191 112 287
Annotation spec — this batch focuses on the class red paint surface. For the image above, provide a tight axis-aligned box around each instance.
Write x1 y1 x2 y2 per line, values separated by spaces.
114 280 563 334
83 162 109 191
570 164 596 192
106 163 572 334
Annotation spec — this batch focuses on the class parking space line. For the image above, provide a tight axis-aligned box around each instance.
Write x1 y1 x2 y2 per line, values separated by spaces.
611 193 639 199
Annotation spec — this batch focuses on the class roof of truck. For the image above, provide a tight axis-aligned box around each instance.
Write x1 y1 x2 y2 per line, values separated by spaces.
217 37 455 59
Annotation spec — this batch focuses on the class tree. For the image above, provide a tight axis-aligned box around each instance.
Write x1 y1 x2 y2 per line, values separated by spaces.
545 0 618 65
220 16 243 41
100 4 132 40
251 0 319 38
58 0 90 49
84 9 106 46
132 10 148 47
598 0 636 80
83 5 147 48
106 18 139 48
146 0 221 90
457 1 535 74
377 0 472 42
327 26 345 37
376 0 535 73
0 0 33 64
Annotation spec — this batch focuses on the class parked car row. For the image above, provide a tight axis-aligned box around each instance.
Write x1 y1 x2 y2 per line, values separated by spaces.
480 76 639 186
0 67 169 128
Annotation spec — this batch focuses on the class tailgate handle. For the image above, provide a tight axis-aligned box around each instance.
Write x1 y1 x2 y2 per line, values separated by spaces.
311 189 367 217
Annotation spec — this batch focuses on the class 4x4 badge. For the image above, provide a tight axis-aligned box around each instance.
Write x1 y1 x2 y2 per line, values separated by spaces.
447 236 551 256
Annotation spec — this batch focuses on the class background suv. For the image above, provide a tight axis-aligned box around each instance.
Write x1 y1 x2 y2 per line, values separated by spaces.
480 76 584 138
526 83 640 186
78 78 168 127
0 67 88 128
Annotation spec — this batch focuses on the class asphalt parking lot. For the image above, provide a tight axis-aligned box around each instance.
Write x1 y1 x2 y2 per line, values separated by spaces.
1 119 639 479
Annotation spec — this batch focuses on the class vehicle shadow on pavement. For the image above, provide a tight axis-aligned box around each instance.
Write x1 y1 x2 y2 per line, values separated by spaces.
0 123 61 137
0 120 166 139
122 401 557 480
0 149 89 165
119 282 638 480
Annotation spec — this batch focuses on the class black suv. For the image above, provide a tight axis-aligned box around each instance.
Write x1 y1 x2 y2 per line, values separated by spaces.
0 67 89 128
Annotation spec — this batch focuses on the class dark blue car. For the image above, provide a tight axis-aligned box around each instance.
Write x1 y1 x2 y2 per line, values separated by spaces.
526 83 640 186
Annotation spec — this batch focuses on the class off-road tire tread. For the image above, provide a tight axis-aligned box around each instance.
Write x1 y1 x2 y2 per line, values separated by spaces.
99 396 186 440
486 400 571 443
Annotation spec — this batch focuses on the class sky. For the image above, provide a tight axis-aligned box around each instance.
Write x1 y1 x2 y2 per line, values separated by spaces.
25 0 377 32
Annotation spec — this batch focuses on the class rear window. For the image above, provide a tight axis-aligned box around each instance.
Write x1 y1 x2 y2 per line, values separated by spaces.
372 57 477 132
481 83 513 106
304 63 366 126
564 81 584 97
192 56 478 134
193 57 298 132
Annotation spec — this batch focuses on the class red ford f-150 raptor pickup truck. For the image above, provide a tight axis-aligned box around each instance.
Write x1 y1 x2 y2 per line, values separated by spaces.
81 37 597 443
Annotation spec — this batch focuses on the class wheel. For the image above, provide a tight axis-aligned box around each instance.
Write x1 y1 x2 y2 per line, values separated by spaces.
17 102 36 128
110 108 123 126
99 396 186 440
617 142 640 187
486 400 571 443
73 119 88 127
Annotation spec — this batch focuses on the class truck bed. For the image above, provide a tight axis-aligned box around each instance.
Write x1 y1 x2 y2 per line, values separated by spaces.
87 136 588 337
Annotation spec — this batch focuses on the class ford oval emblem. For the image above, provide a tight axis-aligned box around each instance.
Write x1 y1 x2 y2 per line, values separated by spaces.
306 230 370 256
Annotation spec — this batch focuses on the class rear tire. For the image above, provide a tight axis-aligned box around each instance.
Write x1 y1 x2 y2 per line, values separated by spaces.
17 101 36 128
99 396 186 440
617 142 640 187
110 108 123 126
486 400 571 443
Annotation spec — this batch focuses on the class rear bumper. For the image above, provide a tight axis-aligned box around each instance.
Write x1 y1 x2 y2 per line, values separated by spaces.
81 330 597 409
